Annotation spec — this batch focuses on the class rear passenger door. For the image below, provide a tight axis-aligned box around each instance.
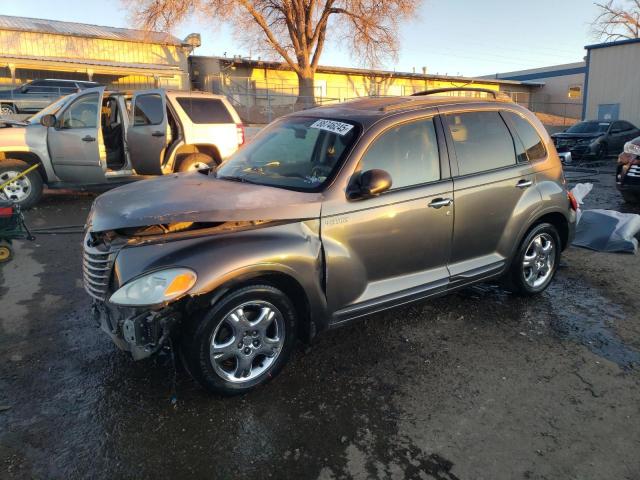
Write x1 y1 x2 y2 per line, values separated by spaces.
128 90 169 175
442 109 540 282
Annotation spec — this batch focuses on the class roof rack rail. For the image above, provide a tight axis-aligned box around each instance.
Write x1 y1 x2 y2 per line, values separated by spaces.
411 87 513 101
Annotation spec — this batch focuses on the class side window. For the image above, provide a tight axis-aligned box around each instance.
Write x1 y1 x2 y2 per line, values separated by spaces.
59 93 99 129
133 94 164 126
503 111 547 162
357 118 440 189
176 98 234 124
445 111 516 176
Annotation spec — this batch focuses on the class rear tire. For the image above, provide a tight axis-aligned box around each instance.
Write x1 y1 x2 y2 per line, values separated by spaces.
0 159 43 209
177 153 215 172
181 284 297 395
504 223 561 296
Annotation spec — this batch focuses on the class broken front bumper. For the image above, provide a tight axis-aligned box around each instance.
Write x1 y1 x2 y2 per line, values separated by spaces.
92 301 181 360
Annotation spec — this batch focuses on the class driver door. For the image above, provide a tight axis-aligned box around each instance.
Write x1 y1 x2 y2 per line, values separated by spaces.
128 89 169 175
47 87 106 183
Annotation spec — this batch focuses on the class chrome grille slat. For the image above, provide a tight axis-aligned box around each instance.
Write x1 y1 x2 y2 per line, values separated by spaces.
82 236 116 301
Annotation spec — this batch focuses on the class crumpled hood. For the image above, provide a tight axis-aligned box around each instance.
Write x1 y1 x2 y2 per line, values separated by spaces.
88 171 323 232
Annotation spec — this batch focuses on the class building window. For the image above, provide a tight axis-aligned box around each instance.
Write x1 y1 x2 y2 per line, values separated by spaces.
568 85 582 99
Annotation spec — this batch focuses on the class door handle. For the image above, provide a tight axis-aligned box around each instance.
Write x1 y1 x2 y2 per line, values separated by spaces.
516 179 533 189
429 198 453 209
82 135 96 142
151 131 165 137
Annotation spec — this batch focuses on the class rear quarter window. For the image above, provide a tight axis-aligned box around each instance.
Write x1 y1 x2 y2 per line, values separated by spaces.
503 111 547 162
176 97 234 124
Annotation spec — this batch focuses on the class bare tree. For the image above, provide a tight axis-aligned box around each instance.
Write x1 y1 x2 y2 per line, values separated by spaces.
125 0 421 106
592 0 640 41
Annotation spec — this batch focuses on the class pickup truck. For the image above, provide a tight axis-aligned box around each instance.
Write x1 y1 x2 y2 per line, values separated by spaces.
0 87 244 208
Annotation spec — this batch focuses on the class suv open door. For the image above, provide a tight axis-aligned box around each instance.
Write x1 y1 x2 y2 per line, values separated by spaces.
128 89 169 175
47 87 106 184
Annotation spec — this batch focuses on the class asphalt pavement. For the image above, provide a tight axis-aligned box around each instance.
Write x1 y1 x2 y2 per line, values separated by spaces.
1 162 639 479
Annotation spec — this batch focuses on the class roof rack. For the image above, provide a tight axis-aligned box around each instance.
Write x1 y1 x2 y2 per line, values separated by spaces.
411 87 513 101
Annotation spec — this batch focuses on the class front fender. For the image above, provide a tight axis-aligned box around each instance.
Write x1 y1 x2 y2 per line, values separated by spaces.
111 220 329 330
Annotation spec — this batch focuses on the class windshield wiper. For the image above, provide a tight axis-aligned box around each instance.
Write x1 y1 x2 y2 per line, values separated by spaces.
217 175 261 185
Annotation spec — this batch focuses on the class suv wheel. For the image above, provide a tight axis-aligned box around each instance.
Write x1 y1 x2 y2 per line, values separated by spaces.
0 159 44 209
0 103 16 115
178 153 215 172
182 284 297 395
505 223 561 296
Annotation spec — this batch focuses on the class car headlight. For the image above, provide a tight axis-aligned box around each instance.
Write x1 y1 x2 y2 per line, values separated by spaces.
577 138 595 145
109 268 197 306
624 142 640 156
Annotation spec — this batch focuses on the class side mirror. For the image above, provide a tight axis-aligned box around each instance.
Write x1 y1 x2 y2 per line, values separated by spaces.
347 169 392 200
40 114 57 128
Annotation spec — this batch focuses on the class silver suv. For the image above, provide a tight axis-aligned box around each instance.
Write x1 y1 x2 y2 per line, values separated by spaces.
0 88 243 208
85 88 577 395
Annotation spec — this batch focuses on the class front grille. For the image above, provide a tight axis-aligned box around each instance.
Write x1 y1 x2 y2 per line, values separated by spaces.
83 238 116 301
627 165 640 178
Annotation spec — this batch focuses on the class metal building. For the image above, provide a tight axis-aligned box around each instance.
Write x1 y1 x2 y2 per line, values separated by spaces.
583 38 640 125
0 15 196 90
483 62 586 122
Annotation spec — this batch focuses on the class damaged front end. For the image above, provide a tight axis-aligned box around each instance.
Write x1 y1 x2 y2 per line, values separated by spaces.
84 227 191 360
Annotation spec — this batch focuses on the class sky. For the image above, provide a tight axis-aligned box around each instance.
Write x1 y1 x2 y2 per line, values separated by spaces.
1 0 603 77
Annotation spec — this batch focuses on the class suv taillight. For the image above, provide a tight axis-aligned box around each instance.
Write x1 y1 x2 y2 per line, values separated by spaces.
236 124 245 146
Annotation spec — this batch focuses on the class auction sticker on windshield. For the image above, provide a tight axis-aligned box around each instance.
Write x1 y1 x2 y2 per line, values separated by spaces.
310 119 354 136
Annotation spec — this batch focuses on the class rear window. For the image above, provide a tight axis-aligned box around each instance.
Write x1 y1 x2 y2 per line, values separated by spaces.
176 97 234 124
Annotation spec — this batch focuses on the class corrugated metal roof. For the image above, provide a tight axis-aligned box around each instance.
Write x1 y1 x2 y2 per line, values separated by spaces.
0 54 182 72
0 15 183 46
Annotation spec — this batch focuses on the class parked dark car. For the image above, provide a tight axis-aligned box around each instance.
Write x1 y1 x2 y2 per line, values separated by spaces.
85 88 577 395
616 136 640 203
0 79 101 114
551 120 640 160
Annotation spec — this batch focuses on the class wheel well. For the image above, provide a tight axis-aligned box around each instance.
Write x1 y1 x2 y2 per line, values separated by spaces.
199 272 313 342
0 152 47 183
174 144 222 167
533 212 570 250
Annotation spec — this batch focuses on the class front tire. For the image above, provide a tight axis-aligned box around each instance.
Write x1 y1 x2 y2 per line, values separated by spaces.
181 284 298 395
0 103 17 115
0 159 44 209
621 190 640 204
505 223 561 296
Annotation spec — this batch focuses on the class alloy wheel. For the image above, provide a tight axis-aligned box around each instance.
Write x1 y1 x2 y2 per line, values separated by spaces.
522 233 555 288
209 301 285 383
0 170 32 203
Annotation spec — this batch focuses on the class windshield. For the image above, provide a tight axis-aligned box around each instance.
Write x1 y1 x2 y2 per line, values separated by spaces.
566 121 610 134
216 116 359 191
26 95 73 124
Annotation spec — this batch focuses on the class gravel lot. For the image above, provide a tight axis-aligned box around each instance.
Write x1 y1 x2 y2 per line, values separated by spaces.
1 161 639 479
